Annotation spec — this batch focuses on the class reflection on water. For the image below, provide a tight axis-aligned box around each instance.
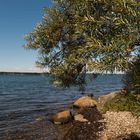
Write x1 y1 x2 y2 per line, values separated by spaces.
0 74 124 138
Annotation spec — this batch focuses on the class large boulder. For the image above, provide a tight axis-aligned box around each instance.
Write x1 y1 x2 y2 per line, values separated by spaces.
73 96 97 108
52 110 72 124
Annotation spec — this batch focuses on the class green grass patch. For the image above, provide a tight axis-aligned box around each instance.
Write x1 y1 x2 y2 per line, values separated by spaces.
102 94 140 116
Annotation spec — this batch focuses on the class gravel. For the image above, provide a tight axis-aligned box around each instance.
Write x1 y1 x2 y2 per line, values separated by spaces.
102 111 140 140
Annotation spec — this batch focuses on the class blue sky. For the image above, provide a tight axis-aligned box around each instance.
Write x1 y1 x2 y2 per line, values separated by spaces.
0 0 51 72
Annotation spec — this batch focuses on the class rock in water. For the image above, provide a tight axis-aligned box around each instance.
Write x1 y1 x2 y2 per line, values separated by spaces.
53 110 72 124
53 80 62 86
74 96 97 108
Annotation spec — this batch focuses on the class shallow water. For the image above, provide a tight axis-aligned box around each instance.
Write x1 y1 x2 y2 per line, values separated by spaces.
0 74 124 138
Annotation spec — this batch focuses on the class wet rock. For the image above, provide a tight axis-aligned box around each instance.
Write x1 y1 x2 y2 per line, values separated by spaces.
53 110 72 124
35 116 45 121
53 80 62 86
73 96 97 108
74 114 88 122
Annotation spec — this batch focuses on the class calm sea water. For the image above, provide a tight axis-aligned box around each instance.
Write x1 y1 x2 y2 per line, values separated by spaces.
0 74 124 137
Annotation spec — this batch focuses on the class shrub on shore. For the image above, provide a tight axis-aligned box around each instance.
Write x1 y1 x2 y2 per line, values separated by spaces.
102 93 140 116
124 55 140 95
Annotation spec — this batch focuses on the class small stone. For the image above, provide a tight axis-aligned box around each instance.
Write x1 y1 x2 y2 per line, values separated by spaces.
88 122 91 125
36 117 44 121
54 121 61 125
74 114 88 122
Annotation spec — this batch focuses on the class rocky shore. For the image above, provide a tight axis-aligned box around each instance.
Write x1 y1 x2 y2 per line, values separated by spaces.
4 91 140 140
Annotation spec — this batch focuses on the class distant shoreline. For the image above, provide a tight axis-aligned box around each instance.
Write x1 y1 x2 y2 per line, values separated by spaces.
0 72 49 75
0 71 124 75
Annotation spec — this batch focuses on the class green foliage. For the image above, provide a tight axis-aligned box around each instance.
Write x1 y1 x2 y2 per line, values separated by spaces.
24 0 140 86
124 55 140 94
102 93 140 116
